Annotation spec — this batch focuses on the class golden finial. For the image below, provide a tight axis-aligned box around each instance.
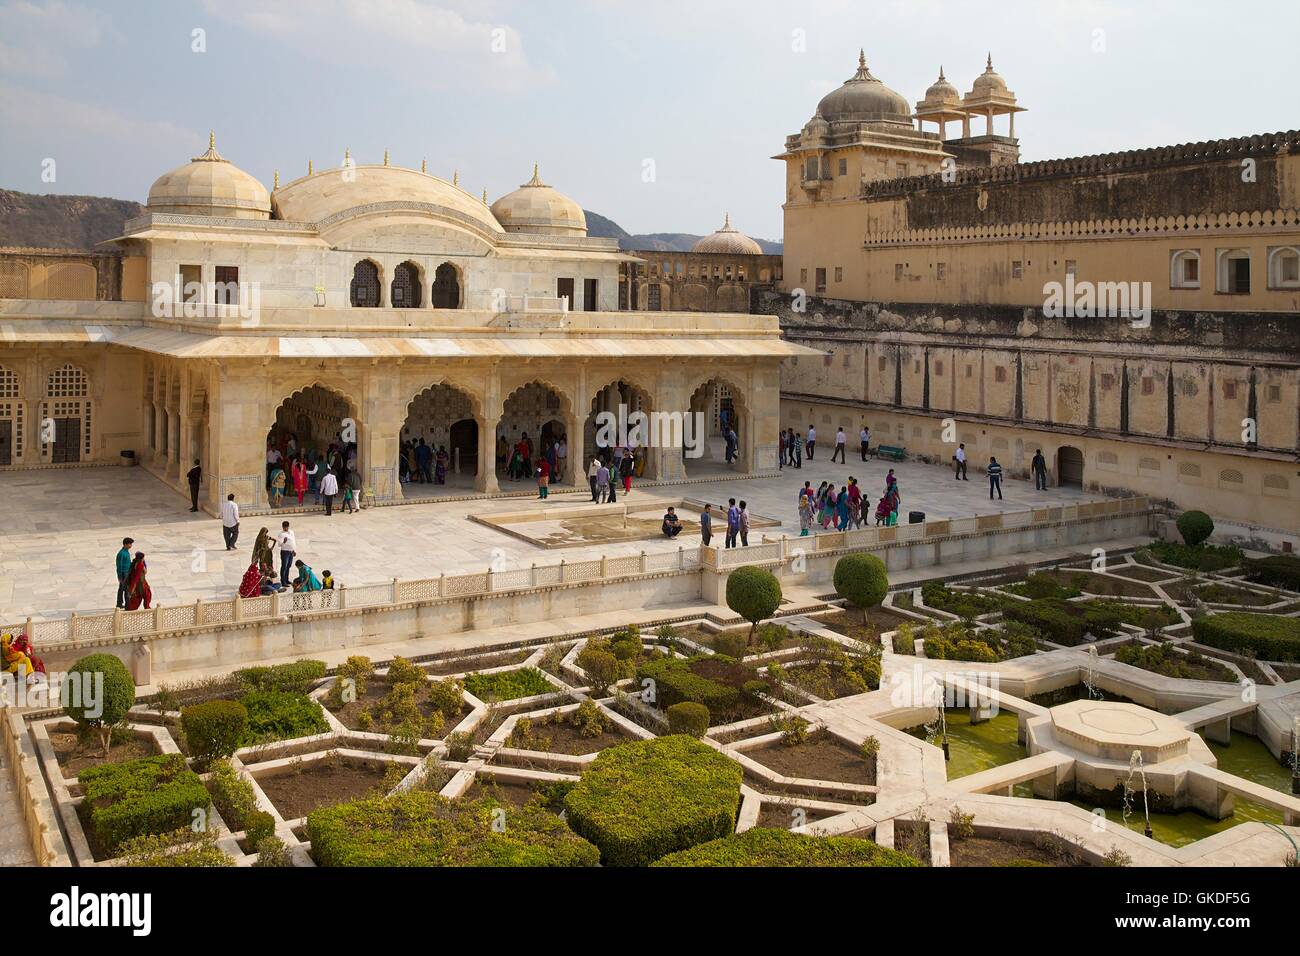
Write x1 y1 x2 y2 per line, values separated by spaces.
383 149 389 166
482 188 488 205
533 162 539 178
308 159 313 175
344 147 351 164
209 129 215 149
453 170 459 187
421 158 427 174
274 169 280 189
986 52 993 70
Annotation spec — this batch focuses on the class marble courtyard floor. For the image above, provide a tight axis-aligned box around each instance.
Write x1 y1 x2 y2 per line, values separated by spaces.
0 457 1102 622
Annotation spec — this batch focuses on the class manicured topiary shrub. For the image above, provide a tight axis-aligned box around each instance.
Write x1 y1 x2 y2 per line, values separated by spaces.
667 702 710 738
79 754 211 855
651 827 922 867
425 678 464 719
243 809 276 845
180 699 248 763
636 656 740 715
234 659 327 695
1244 555 1300 592
726 566 782 643
64 653 136 757
463 667 553 702
577 648 619 694
562 735 742 866
834 553 889 620
239 690 328 745
119 828 233 867
206 759 257 830
1191 612 1300 662
307 791 598 866
1176 510 1215 547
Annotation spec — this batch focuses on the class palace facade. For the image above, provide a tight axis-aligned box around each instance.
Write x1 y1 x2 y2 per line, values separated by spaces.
774 52 1300 532
0 140 808 508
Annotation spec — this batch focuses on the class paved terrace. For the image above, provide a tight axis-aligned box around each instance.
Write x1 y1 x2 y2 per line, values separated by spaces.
0 455 1102 622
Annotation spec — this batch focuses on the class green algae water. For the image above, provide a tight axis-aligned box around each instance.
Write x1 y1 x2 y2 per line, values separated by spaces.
1070 734 1291 848
907 709 1028 785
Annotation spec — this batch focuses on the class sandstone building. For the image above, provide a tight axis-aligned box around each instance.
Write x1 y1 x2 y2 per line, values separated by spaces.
774 52 1299 531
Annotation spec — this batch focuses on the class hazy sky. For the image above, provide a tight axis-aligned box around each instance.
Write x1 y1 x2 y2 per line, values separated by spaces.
2 0 1297 241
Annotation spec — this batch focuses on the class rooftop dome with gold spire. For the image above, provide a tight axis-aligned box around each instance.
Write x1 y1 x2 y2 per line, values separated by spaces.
146 132 271 220
691 213 762 255
490 164 587 237
815 50 912 125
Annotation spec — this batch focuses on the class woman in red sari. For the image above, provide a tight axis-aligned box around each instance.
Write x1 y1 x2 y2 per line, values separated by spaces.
125 552 152 610
291 456 308 506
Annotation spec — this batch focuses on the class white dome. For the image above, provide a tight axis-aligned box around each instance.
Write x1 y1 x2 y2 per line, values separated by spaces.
490 165 587 237
147 133 271 219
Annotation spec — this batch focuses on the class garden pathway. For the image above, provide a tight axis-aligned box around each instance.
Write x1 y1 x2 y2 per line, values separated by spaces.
0 751 35 866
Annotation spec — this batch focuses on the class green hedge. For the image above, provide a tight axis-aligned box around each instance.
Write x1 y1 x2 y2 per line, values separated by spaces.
307 791 598 866
921 582 1007 619
1244 555 1300 592
233 659 327 695
240 690 328 745
462 667 553 702
180 699 248 762
1003 598 1121 646
1191 612 1300 662
1142 541 1242 572
563 736 742 866
1176 510 1215 547
79 754 211 856
636 656 740 714
666 702 710 738
652 827 921 867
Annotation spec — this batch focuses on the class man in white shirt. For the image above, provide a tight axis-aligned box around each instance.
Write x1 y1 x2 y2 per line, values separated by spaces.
832 427 846 463
954 442 968 481
278 521 297 585
860 425 871 461
556 437 567 482
806 424 817 460
588 457 601 502
319 468 339 516
221 493 240 550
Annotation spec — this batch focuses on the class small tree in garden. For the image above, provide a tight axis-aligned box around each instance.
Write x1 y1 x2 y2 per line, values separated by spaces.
1176 510 1214 548
65 653 136 757
726 566 782 645
833 553 889 624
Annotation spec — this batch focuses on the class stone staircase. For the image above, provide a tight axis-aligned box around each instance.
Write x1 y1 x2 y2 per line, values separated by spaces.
0 749 36 866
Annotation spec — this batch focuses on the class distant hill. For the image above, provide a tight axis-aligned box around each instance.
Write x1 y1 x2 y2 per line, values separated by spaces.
0 189 143 249
584 210 782 255
0 188 782 256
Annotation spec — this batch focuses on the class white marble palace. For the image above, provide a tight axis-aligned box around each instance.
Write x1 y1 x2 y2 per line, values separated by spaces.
0 137 811 508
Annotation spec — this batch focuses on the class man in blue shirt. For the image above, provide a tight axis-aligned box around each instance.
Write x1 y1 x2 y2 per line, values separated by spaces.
115 537 134 609
725 498 739 549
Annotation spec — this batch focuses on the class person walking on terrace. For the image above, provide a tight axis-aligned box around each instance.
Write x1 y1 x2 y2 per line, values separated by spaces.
832 427 846 464
186 459 202 512
700 503 713 547
954 442 968 481
988 456 1004 500
725 498 739 549
115 537 134 609
319 467 339 516
1032 449 1048 491
221 493 240 550
805 424 816 460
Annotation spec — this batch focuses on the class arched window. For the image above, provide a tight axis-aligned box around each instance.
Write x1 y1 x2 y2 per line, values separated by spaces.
350 260 381 307
391 261 422 308
1169 249 1200 289
1215 248 1250 294
431 262 460 309
1267 246 1300 289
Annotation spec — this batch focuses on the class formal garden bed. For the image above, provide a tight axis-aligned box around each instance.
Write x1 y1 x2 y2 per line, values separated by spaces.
321 657 469 739
756 801 840 830
50 728 159 775
1192 612 1300 662
505 701 634 755
1112 640 1239 683
816 607 911 642
462 667 558 702
745 723 877 786
254 754 397 821
651 827 918 867
423 648 531 676
947 829 1090 867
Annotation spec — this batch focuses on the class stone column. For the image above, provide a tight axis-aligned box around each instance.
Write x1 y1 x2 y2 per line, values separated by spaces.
476 366 501 494
656 371 689 482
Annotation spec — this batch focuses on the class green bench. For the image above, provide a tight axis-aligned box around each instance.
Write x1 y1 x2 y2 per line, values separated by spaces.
876 445 906 461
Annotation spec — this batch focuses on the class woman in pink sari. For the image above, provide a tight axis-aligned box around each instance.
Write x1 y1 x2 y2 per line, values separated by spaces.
291 457 308 506
125 553 152 610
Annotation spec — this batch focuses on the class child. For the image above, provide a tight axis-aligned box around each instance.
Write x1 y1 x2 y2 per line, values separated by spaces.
321 570 335 589
341 483 357 514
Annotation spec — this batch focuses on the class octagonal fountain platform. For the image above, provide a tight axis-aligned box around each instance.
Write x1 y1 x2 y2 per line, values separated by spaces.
1049 700 1196 765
